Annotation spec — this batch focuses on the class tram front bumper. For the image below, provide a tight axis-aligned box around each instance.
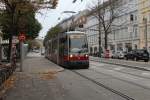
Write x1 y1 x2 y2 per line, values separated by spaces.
65 60 89 67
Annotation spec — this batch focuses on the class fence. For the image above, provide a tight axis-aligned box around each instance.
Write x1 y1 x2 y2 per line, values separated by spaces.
0 43 18 88
0 64 16 87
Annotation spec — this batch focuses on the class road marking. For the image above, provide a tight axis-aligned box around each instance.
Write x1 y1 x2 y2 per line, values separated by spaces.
90 66 97 69
90 62 105 66
114 67 124 71
142 72 150 76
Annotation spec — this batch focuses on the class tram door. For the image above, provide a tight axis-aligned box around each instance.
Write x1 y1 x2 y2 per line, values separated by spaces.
59 36 68 65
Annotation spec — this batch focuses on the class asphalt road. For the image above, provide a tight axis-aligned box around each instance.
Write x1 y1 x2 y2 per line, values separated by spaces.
88 61 150 100
4 52 150 100
57 61 150 100
55 59 150 100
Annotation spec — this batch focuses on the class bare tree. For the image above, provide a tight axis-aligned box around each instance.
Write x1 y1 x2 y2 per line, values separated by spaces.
89 0 120 51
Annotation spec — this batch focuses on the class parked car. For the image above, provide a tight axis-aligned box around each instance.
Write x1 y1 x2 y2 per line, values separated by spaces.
112 51 126 59
33 49 40 53
41 52 44 55
124 49 149 62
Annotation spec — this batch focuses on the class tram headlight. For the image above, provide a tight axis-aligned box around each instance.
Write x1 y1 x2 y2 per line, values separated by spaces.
70 54 73 58
85 54 89 57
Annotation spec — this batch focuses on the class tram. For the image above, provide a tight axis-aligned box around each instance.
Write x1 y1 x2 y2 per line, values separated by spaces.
45 31 89 69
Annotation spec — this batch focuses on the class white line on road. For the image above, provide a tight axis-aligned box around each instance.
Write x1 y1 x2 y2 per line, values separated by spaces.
114 67 124 71
141 72 150 76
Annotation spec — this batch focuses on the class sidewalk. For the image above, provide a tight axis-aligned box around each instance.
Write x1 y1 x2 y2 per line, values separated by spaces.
3 53 65 100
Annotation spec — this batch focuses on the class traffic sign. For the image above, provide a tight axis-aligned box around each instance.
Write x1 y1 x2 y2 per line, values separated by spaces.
18 33 26 41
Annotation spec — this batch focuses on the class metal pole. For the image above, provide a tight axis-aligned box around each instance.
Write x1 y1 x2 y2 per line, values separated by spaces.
20 41 23 72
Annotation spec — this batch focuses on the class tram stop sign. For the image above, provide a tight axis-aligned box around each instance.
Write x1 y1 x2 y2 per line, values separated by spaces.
18 33 26 41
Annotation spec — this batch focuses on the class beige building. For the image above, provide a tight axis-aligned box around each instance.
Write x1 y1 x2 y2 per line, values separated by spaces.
138 0 150 51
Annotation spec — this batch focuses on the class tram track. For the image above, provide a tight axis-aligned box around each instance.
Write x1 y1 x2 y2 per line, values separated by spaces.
90 62 150 80
89 63 150 90
71 70 135 100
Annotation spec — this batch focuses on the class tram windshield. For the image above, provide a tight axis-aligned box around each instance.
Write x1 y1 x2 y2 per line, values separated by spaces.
69 34 88 54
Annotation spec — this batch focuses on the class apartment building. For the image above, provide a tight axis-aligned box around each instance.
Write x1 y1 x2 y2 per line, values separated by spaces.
110 0 139 52
84 0 139 54
138 0 150 52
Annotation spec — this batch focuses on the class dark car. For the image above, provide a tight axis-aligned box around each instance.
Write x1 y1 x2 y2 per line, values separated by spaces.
124 49 149 62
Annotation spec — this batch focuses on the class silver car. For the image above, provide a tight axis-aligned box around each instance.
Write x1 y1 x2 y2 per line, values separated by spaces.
112 51 125 59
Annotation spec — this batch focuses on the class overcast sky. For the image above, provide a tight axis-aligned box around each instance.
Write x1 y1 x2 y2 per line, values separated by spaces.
36 0 94 39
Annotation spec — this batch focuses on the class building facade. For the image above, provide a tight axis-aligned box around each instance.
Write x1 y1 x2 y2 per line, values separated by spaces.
84 13 99 55
57 0 150 55
84 0 139 54
110 0 139 52
138 0 150 52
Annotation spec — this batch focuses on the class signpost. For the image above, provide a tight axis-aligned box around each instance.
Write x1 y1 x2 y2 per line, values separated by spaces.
18 32 26 72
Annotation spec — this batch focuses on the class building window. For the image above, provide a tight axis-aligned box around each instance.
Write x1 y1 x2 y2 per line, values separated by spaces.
125 43 132 52
130 14 134 21
90 47 93 55
94 47 97 53
134 44 137 49
134 27 138 37
117 43 123 51
134 15 137 21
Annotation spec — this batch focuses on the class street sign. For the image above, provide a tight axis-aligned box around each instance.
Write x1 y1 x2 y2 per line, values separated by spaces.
18 33 26 41
12 36 19 44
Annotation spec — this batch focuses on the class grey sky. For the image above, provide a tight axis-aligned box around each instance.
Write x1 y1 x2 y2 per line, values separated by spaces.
36 0 93 39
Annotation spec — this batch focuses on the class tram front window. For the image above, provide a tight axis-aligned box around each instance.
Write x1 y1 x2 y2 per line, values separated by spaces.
69 34 88 54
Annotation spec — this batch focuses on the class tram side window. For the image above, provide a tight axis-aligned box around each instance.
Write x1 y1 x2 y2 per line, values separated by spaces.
52 39 57 54
59 36 68 55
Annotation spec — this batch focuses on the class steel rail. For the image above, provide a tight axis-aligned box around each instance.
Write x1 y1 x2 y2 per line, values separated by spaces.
90 62 150 80
72 70 135 100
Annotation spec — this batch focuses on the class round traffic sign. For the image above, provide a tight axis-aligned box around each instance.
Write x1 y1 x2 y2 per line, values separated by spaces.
18 33 26 41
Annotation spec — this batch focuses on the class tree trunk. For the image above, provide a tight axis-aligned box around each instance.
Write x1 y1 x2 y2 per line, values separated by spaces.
98 21 102 57
8 35 12 61
104 32 108 50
